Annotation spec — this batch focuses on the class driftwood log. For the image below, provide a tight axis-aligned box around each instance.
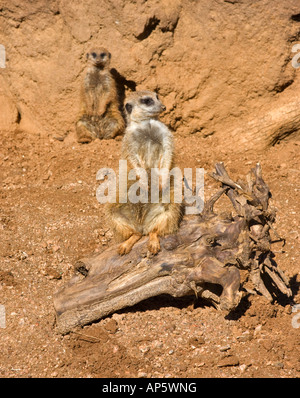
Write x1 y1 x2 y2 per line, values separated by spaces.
53 163 292 334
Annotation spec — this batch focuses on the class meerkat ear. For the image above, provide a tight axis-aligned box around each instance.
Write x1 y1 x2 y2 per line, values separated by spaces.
108 52 111 59
125 103 133 114
86 53 89 59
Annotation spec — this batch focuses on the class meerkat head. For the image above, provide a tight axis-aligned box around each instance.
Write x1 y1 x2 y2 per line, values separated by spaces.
124 90 166 122
86 47 111 68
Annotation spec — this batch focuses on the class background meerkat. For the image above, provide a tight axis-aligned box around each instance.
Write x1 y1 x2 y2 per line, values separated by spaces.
106 90 183 255
76 47 125 143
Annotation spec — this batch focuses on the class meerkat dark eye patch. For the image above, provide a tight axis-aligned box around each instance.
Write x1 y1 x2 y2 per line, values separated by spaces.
140 97 154 106
91 52 97 58
125 103 133 114
100 52 106 58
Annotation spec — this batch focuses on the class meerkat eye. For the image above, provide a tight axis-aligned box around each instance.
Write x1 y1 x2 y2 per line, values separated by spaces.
140 97 154 106
125 103 133 114
100 52 106 58
91 52 97 58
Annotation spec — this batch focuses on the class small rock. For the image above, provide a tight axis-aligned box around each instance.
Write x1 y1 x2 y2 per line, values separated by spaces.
261 340 273 352
274 362 284 369
194 362 205 367
237 331 253 342
188 336 205 348
254 324 262 336
151 340 163 349
217 355 239 368
137 371 148 378
239 364 248 373
139 344 150 354
0 270 16 286
45 266 61 280
284 305 292 315
42 170 52 181
166 323 176 332
219 344 231 352
103 318 118 334
52 244 60 252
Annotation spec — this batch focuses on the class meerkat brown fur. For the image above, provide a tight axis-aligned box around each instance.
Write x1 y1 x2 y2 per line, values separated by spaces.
106 90 183 255
76 47 125 143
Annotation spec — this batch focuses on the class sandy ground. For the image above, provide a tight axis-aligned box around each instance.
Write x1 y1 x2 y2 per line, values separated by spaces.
0 129 299 378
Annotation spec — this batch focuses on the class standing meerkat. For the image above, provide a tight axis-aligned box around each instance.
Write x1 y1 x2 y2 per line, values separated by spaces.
76 47 125 143
106 90 183 255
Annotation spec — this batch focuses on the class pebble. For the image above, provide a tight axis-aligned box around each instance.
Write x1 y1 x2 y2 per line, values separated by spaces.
139 345 150 354
52 244 60 252
239 364 248 373
151 340 163 349
137 371 148 378
254 324 262 336
217 355 239 368
237 330 253 342
194 362 205 367
103 318 118 334
274 362 284 369
261 340 273 351
188 336 205 348
284 305 292 315
219 344 231 352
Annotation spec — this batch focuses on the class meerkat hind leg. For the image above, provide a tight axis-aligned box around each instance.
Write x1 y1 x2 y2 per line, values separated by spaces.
106 204 142 255
76 119 98 143
99 116 123 140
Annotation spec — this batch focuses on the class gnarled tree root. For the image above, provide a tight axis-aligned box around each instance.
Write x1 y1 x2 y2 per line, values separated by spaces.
53 163 291 334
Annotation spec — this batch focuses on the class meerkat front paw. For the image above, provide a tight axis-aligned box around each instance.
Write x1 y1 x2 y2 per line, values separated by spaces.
117 233 142 256
147 232 161 255
117 241 132 255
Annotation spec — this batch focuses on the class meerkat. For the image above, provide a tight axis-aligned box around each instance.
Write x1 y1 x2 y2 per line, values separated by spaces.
76 47 125 143
106 90 183 255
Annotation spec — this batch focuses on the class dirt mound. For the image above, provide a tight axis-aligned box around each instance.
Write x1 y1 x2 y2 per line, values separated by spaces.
1 0 300 149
